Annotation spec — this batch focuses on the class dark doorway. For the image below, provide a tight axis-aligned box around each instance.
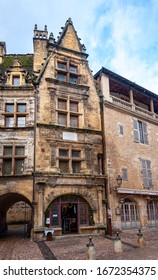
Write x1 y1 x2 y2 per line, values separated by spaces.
61 203 78 234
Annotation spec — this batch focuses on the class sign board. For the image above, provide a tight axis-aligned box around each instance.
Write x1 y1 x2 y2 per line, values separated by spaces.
46 218 50 225
53 214 58 217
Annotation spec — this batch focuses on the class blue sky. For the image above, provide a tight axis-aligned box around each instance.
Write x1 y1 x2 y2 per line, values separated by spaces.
1 0 158 93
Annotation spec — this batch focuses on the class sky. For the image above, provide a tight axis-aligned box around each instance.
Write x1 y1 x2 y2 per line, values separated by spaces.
1 0 158 93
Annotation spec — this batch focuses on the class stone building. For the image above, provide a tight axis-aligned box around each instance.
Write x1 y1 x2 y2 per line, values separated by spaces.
0 19 106 239
33 19 105 239
1 19 158 239
95 67 158 231
0 44 35 232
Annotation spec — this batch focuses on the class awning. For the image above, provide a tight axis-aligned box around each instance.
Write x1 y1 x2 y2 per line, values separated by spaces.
117 188 158 196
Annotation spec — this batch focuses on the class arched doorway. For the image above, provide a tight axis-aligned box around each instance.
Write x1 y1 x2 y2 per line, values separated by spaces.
45 195 93 234
121 198 141 229
147 200 158 228
0 193 33 238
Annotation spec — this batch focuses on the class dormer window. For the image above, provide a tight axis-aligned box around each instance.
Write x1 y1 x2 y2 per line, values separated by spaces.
12 75 20 86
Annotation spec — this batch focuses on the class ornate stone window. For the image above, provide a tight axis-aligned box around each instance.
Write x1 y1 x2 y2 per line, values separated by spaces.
12 75 20 86
1 145 26 175
57 61 79 85
4 103 27 127
58 148 81 173
57 98 80 128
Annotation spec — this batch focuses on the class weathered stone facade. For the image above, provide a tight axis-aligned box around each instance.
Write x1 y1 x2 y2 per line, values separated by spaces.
1 19 158 239
95 68 158 231
33 18 105 238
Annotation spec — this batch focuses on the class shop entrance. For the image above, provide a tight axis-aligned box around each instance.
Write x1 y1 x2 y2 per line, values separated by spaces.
46 195 92 235
61 203 78 234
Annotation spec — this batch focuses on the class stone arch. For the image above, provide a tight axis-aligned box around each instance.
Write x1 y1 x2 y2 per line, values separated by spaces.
0 192 33 212
120 196 141 230
0 192 33 234
44 187 97 212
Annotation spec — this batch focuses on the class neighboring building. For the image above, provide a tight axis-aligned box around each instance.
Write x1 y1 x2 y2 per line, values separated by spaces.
0 44 35 232
94 67 158 231
1 19 158 239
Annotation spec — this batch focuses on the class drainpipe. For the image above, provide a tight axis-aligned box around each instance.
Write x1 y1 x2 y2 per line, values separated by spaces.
32 83 38 228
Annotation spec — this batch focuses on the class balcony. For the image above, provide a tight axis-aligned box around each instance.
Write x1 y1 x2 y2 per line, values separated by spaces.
110 95 158 121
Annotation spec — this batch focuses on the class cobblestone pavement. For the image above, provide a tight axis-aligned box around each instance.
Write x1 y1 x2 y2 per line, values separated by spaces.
1 225 158 260
0 225 43 260
47 229 158 260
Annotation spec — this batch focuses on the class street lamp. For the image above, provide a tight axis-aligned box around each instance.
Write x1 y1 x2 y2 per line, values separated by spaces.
116 175 122 188
110 175 123 193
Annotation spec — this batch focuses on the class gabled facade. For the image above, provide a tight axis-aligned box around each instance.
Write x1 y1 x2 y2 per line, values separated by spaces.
95 67 158 231
33 18 105 238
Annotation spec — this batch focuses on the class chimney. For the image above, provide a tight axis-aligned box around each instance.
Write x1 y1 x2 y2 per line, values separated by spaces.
0 42 6 63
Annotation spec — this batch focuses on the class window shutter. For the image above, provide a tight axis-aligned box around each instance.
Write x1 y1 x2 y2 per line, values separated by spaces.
122 168 128 180
133 118 139 142
141 159 152 188
142 122 148 144
119 125 124 135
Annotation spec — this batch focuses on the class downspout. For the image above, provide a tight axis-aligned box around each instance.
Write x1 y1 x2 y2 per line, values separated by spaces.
32 82 38 230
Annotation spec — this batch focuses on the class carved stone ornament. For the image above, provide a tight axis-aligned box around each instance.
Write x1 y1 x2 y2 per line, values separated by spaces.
36 182 46 193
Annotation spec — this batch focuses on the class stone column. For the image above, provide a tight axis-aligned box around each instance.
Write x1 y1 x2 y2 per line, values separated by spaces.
129 89 135 110
150 98 154 113
150 98 155 118
97 186 104 224
37 182 45 227
138 199 147 228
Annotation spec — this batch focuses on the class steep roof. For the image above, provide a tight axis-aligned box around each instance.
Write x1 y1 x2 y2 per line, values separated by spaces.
48 18 87 56
0 54 33 72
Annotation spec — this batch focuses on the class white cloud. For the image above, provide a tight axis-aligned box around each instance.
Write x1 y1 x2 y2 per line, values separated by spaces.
1 0 158 93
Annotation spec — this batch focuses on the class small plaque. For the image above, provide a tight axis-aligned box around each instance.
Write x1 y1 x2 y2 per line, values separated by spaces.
63 131 77 141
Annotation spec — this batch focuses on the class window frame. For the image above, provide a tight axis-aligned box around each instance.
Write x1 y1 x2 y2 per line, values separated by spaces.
1 145 26 176
4 103 27 127
57 61 79 85
133 118 148 144
58 148 81 174
12 75 20 86
57 98 80 128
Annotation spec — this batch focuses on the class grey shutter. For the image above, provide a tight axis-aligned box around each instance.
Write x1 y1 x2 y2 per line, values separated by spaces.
133 118 139 142
141 159 152 188
142 122 148 144
122 168 128 180
146 160 152 187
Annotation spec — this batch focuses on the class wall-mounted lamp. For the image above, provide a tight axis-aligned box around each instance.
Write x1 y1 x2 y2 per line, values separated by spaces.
116 175 123 188
110 175 123 193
